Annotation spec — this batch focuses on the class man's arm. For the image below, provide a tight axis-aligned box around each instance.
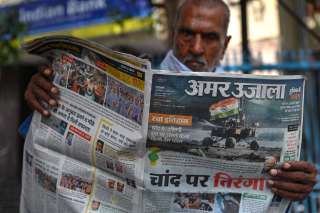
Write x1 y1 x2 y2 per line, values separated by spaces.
268 161 317 201
24 66 59 116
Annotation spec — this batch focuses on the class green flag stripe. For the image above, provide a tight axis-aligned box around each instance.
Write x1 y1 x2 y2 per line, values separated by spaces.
210 109 239 120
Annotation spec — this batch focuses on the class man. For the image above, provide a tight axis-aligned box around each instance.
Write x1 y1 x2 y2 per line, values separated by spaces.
24 0 317 203
160 0 230 72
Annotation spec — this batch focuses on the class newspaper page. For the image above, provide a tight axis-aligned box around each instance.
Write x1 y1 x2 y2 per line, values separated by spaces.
143 71 305 213
20 36 151 213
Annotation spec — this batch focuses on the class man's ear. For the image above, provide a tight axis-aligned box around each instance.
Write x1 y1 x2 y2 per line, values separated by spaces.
225 35 232 49
221 35 232 60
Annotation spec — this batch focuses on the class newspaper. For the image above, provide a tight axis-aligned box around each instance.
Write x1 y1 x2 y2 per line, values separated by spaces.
20 35 305 213
144 71 305 213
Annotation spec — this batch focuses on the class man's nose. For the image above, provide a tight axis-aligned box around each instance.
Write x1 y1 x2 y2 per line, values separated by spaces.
190 34 204 56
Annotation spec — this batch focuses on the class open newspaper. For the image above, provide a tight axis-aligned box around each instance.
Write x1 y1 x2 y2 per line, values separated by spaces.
21 35 305 213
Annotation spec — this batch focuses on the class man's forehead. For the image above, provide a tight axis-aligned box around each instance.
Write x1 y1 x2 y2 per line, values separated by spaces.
178 4 227 31
177 3 229 28
179 16 220 32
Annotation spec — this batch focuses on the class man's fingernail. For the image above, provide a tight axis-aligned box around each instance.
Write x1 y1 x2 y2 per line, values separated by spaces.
49 99 56 106
44 69 51 75
43 110 49 116
51 87 58 94
283 163 291 169
267 180 274 186
271 187 277 192
270 169 277 176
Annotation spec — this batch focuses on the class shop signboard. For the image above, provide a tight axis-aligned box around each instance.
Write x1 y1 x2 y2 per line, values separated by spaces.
0 0 152 35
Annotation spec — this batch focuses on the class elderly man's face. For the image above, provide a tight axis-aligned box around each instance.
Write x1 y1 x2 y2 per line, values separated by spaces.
173 4 231 72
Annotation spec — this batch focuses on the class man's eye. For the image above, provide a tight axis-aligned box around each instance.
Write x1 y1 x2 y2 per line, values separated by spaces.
204 33 219 41
179 30 194 40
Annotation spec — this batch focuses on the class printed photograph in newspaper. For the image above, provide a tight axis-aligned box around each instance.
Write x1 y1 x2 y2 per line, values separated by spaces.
147 73 304 165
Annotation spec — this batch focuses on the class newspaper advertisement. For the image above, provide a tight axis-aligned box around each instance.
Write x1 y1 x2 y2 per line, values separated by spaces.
20 35 305 213
144 71 305 212
20 36 151 213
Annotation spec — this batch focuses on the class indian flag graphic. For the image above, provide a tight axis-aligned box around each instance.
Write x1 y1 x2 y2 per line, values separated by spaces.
210 98 240 120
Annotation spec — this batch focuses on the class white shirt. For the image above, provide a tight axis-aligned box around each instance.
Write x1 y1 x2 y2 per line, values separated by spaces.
159 50 192 72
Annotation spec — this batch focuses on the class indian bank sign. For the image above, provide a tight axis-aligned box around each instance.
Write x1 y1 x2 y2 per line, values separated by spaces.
1 0 151 35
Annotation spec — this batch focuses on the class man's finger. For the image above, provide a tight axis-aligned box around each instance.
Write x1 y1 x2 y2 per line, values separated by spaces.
269 169 317 184
41 68 52 77
271 187 309 201
38 65 53 78
32 84 57 107
25 90 50 117
268 180 313 194
33 74 59 97
281 161 317 174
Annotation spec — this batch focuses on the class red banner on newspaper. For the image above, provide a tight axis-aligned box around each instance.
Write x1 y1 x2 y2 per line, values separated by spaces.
69 125 91 141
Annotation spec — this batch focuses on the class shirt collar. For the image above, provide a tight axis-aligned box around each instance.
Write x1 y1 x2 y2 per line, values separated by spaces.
159 50 192 72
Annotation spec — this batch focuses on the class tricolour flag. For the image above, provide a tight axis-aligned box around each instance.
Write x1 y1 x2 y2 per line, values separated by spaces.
209 98 239 120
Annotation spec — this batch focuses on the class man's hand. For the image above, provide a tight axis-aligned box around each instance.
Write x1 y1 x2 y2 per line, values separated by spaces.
267 161 317 201
24 66 59 116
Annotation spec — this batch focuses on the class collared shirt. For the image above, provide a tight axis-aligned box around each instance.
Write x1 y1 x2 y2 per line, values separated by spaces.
160 50 192 72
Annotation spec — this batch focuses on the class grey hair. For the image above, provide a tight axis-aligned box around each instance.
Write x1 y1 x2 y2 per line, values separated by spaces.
174 0 230 34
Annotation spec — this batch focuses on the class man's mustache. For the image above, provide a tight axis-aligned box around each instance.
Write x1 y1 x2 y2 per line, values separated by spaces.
182 55 207 66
